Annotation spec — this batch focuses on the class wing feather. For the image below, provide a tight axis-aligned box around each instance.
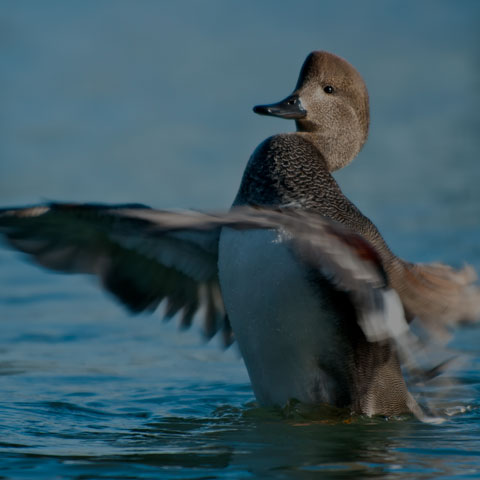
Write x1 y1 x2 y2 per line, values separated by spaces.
2 202 479 356
0 203 227 342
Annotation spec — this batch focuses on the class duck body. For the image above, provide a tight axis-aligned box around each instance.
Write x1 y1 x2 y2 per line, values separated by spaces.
219 133 410 415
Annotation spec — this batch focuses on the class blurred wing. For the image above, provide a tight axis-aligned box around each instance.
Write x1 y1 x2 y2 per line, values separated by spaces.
393 260 480 341
2 203 477 359
0 203 231 344
0 203 407 345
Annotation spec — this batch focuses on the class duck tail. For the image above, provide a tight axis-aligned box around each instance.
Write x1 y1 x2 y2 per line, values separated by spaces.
393 261 480 338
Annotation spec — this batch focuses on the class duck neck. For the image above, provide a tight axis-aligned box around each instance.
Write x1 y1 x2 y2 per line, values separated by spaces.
235 133 399 273
295 127 363 172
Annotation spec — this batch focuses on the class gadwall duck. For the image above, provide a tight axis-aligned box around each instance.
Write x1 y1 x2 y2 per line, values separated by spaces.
1 51 478 420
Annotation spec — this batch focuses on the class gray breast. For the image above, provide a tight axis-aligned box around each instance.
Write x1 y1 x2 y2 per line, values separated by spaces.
221 133 411 415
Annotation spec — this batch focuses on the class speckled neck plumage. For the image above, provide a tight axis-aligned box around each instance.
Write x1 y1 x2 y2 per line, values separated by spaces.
234 133 400 274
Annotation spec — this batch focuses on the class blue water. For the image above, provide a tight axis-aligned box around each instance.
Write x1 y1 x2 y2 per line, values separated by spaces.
1 1 480 478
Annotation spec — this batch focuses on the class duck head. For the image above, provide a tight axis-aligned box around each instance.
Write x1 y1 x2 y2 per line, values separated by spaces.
254 51 369 171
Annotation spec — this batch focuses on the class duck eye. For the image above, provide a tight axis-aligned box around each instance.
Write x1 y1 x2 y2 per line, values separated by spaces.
323 85 334 94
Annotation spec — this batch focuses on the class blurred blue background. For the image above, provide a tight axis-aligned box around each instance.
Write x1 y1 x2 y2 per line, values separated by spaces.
1 1 480 478
1 0 479 263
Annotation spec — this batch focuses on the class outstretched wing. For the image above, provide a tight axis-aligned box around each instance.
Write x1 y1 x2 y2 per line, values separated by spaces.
0 203 231 344
2 202 478 349
0 203 405 344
